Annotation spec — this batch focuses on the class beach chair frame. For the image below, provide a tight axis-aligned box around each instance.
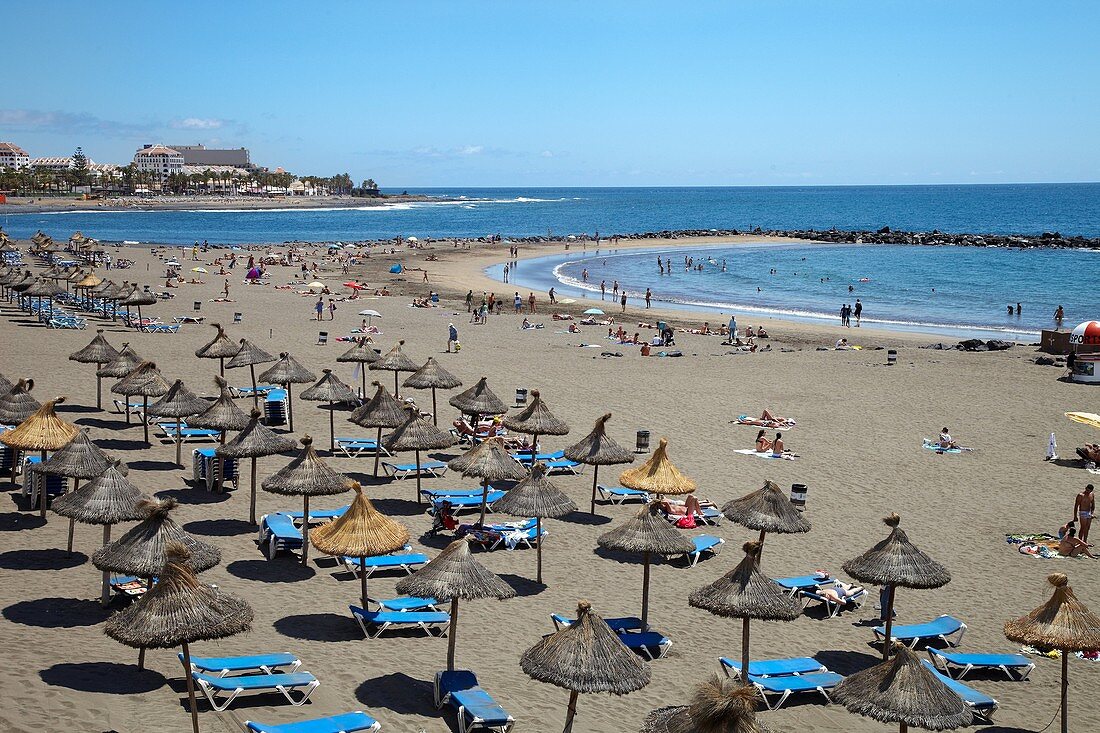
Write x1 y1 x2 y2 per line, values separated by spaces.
381 460 448 479
192 672 320 711
350 606 450 638
873 615 967 649
927 649 1034 681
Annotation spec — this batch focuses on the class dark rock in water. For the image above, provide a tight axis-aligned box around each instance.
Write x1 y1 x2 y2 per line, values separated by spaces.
957 339 985 351
1034 356 1056 366
985 340 1014 351
877 226 891 234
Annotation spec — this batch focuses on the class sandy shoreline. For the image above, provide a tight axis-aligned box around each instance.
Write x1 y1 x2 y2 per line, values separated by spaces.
0 238 1097 733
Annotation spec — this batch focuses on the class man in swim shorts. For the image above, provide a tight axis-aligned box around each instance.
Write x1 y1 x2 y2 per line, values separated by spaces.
1075 484 1094 543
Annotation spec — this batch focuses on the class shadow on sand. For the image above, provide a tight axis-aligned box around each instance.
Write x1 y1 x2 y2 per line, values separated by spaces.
40 662 165 694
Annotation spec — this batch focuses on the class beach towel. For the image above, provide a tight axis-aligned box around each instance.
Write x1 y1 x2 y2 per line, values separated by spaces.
1076 651 1100 662
1006 533 1058 545
922 439 970 454
1020 646 1061 659
733 449 797 461
734 415 797 428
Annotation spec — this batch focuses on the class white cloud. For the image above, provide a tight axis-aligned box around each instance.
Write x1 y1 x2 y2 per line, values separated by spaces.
172 118 226 130
540 150 554 158
458 145 484 156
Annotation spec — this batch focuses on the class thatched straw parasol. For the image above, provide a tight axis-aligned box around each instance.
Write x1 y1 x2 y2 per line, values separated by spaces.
146 380 211 466
226 338 276 410
23 277 62 317
396 537 515 670
641 676 768 733
722 480 811 565
217 408 296 524
69 329 120 409
598 501 695 629
194 323 238 377
105 544 252 733
93 497 222 577
337 338 380 399
404 357 462 426
502 389 569 459
258 352 316 432
493 461 578 584
119 285 158 328
521 599 650 733
832 644 973 733
1004 573 1100 733
0 397 78 513
348 381 406 477
310 482 410 603
563 413 634 514
382 405 457 502
262 435 353 565
843 514 951 659
369 339 419 397
301 369 357 453
110 360 171 443
188 376 250 493
620 437 696 498
448 376 507 424
448 437 527 525
688 541 801 684
97 343 142 380
0 377 40 426
52 459 147 604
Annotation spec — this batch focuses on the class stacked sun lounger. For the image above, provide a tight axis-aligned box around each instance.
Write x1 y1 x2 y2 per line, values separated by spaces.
550 613 671 660
258 513 304 559
22 456 68 510
264 389 289 426
718 656 844 710
192 447 239 491
435 670 515 732
182 651 320 711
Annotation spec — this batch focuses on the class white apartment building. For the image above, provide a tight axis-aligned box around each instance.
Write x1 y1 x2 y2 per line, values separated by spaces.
0 142 31 170
133 144 184 178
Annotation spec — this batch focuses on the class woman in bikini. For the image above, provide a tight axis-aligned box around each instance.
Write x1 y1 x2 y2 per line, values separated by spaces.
755 429 773 453
1059 527 1097 558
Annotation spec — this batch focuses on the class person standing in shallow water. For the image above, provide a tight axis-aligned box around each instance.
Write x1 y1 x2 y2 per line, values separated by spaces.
645 288 652 309
854 299 862 326
620 291 627 313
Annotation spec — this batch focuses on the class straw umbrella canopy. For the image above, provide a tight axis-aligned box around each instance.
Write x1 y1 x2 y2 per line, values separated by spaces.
336 338 380 399
217 409 296 525
262 435 353 566
194 323 238 377
722 480 811 565
598 501 695 629
93 497 222 577
382 405 458 502
563 413 635 514
520 599 650 733
404 357 462 426
310 482 410 603
258 352 316 432
146 380 211 466
119 285 158 328
448 376 508 427
111 360 171 443
832 644 973 733
0 372 12 397
620 438 696 498
843 514 951 659
301 369 357 453
502 389 570 457
1 397 78 512
688 541 801 684
105 544 253 733
493 461 578 584
348 381 406 477
69 329 120 409
189 376 252 493
448 437 527 525
1004 573 1100 733
396 537 515 671
641 676 768 733
97 343 142 379
226 338 276 410
0 377 40 426
52 459 148 603
369 339 420 397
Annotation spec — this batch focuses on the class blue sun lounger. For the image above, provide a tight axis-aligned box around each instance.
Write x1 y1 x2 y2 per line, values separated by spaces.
542 458 582 475
799 580 867 617
191 671 320 711
180 652 302 677
434 670 515 733
280 507 348 522
921 661 999 720
510 450 563 464
335 437 388 458
927 649 1034 681
421 487 494 501
551 613 644 633
382 460 448 479
619 631 672 660
748 671 843 710
680 535 724 566
372 596 439 612
432 491 506 515
341 552 429 577
245 711 381 733
158 423 221 442
350 605 450 638
259 513 303 559
596 485 650 504
719 656 826 680
873 615 967 649
774 575 827 596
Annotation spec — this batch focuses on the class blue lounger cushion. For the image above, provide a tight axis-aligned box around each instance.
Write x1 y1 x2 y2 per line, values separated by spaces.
873 615 967 647
619 632 672 659
374 596 438 611
749 671 843 709
280 507 348 521
433 491 506 508
552 613 643 632
264 514 303 541
921 661 999 717
350 605 450 638
245 711 380 733
927 649 1033 680
720 657 826 678
195 671 317 691
343 553 429 570
775 575 827 593
422 487 494 499
436 670 515 730
180 652 301 676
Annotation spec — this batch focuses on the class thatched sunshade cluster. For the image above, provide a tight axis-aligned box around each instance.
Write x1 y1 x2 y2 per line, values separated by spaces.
119 285 159 327
563 413 634 514
301 369 357 453
521 600 650 733
448 375 507 431
258 352 315 432
689 541 801 685
188 376 250 493
336 338 380 398
641 676 768 733
105 544 252 733
310 482 410 604
493 461 577 584
0 377 40 426
349 381 407 477
0 397 79 513
722 480 811 565
146 380 211 466
404 357 462 425
502 389 569 457
226 338 276 410
598 501 695 629
217 409 296 524
69 330 120 408
195 323 238 377
97 343 142 384
1004 573 1100 733
53 459 148 604
370 340 419 397
111 361 171 444
843 514 951 659
448 437 527 524
262 435 352 565
832 644 973 733
383 405 457 501
396 537 515 670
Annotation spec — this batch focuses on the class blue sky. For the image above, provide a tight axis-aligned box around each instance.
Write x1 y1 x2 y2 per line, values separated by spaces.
3 1 1098 187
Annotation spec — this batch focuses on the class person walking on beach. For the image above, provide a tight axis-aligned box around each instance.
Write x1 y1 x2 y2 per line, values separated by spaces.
645 288 652 309
328 299 337 320
465 290 473 312
548 287 556 305
223 278 231 299
447 323 459 352
854 299 862 326
488 293 496 313
513 292 522 314
1075 484 1094 543
314 296 324 321
620 291 627 313
528 292 536 313
613 280 619 298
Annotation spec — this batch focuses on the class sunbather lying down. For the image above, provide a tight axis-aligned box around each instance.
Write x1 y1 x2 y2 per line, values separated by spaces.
659 496 717 517
1077 443 1100 464
737 410 795 427
817 581 865 604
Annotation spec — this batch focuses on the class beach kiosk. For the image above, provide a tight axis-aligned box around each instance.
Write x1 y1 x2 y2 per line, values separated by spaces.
1069 321 1100 384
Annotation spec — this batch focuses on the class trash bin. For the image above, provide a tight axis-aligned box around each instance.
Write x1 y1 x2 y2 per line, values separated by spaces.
790 483 808 510
636 430 651 453
193 301 201 311
887 349 897 366
515 388 528 406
